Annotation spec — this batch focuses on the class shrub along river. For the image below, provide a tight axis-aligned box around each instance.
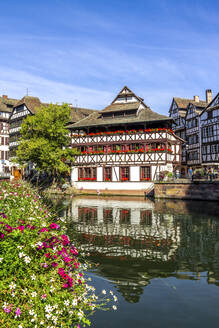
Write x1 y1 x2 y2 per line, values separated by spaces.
52 195 219 328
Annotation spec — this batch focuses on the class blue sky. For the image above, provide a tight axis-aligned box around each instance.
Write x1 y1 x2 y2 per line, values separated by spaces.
0 0 219 114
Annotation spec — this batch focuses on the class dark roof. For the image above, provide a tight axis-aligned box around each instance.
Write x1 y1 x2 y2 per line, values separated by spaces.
68 107 170 129
0 96 18 113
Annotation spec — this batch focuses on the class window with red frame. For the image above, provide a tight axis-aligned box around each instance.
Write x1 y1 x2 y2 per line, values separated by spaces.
120 167 130 181
140 210 152 225
78 167 97 181
140 166 151 181
120 209 131 223
103 167 112 181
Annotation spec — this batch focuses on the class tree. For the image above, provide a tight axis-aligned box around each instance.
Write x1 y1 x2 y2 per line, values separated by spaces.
16 103 77 183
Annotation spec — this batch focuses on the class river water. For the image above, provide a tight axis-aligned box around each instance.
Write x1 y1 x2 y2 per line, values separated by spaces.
54 196 219 328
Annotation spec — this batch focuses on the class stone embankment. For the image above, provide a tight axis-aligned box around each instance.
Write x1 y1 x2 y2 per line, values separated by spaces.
154 180 219 201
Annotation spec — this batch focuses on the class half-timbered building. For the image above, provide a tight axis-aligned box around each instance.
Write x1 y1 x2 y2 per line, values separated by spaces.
185 101 206 168
0 95 18 174
169 97 190 165
69 86 183 195
200 92 219 168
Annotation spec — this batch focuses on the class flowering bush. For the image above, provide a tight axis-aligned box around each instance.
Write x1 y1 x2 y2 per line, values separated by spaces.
0 181 116 328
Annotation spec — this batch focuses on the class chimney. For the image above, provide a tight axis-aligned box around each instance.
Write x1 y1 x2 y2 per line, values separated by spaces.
2 95 8 99
193 95 199 102
206 89 212 103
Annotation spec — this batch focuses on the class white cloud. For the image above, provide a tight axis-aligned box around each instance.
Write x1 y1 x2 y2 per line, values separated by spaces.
0 67 113 109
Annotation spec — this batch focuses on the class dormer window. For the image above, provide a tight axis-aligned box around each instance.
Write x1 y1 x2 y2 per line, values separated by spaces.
114 112 124 117
102 113 113 119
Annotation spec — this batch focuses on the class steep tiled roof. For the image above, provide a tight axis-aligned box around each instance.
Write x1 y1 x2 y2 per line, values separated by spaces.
69 107 97 123
14 96 96 122
68 107 170 129
0 96 18 113
102 102 141 113
14 96 42 114
174 97 207 109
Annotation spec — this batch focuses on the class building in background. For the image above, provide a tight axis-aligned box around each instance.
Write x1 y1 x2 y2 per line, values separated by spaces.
184 99 207 169
69 86 183 195
0 95 18 174
200 92 219 169
169 90 213 172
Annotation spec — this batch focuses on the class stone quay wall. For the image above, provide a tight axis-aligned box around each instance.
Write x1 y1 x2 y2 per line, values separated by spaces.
154 180 219 201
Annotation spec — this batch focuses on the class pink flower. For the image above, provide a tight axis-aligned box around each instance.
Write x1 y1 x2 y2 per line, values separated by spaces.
58 268 64 274
15 307 21 317
63 257 71 263
41 263 48 268
0 233 4 239
45 253 50 258
3 305 12 313
17 225 25 232
41 294 47 299
62 283 68 288
74 262 79 269
62 273 69 280
68 277 73 287
51 262 58 267
39 227 48 233
61 234 70 245
49 223 60 230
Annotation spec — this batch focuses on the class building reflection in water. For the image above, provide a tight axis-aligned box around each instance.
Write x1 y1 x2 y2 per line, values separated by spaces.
56 196 219 303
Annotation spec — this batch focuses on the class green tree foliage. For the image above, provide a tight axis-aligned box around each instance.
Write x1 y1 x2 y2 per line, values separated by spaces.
16 103 77 181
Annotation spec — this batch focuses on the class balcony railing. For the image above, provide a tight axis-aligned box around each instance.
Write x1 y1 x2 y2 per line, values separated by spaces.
73 151 177 166
9 127 21 134
72 129 176 146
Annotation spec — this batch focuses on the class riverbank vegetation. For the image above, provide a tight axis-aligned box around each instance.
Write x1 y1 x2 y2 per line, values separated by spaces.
0 181 116 328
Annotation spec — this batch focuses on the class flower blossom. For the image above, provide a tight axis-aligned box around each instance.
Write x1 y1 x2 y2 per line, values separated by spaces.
49 223 60 230
15 307 21 317
9 282 16 290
